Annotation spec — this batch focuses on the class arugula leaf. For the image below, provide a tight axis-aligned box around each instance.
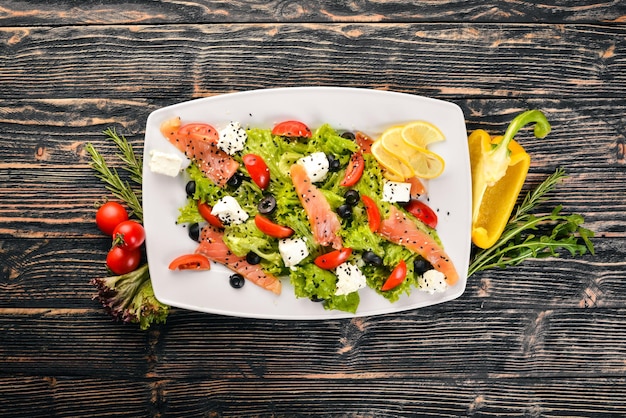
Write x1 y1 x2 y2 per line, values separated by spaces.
468 168 595 276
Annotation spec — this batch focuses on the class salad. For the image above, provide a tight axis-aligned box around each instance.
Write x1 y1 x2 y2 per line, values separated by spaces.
152 117 458 314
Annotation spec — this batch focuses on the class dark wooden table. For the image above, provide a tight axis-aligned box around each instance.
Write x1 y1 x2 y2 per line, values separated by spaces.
2 1 626 416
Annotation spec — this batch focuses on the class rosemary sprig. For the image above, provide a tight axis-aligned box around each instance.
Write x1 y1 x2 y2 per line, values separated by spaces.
85 134 143 222
103 128 143 186
468 168 595 276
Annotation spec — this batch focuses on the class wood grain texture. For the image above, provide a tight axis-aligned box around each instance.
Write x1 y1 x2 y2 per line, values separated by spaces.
0 24 624 100
1 1 626 416
1 0 625 25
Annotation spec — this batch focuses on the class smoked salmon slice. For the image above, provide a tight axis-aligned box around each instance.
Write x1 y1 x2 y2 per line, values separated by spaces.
379 205 459 285
160 117 239 187
290 163 343 250
195 225 282 295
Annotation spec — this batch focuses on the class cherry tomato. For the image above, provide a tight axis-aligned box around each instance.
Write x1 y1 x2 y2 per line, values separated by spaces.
178 123 218 142
106 246 141 275
243 153 270 189
271 120 312 138
254 214 294 239
314 247 352 270
112 220 146 251
404 200 438 229
361 195 381 232
340 151 365 187
198 201 224 229
381 260 408 291
168 254 211 271
95 201 128 235
355 131 374 154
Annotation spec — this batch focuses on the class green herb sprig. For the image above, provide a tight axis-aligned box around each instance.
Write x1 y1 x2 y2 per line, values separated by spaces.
85 129 143 221
468 168 595 276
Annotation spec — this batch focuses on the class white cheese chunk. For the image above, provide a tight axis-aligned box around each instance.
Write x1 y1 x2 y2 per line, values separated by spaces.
210 196 248 225
335 262 367 296
297 152 329 183
278 237 309 268
148 150 183 177
382 180 411 203
218 121 247 155
418 269 448 294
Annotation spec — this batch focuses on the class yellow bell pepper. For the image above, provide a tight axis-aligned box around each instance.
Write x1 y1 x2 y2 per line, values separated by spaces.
469 110 551 249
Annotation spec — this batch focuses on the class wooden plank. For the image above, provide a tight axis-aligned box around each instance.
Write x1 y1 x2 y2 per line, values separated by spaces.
160 377 626 416
0 377 154 417
2 307 626 380
0 24 624 100
1 0 624 25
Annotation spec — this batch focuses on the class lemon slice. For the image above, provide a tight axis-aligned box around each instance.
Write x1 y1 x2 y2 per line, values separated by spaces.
403 144 445 179
401 120 445 149
371 140 413 180
380 125 445 179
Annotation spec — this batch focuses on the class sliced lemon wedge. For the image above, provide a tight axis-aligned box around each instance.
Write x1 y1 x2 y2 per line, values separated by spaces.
401 120 445 149
371 140 413 180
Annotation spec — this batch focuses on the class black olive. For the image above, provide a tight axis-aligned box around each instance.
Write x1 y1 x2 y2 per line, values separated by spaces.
246 251 261 265
414 258 433 275
337 204 352 219
188 223 201 242
227 172 245 188
362 250 383 266
327 154 341 172
185 180 196 197
341 131 356 140
258 194 277 215
310 295 325 302
229 273 245 289
344 189 360 207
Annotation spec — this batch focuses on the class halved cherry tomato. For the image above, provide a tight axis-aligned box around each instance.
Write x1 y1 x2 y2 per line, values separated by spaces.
168 254 211 270
198 201 224 229
314 247 352 270
355 132 374 154
381 260 407 291
178 123 219 142
340 151 365 187
361 195 381 232
404 200 438 229
243 153 270 189
271 120 312 138
254 214 294 239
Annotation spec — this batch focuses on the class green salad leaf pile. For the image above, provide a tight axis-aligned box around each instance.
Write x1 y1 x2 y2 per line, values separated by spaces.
177 124 441 313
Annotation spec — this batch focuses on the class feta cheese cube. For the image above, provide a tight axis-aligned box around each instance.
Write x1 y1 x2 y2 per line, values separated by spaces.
210 196 248 225
335 262 367 296
382 180 411 203
418 269 448 294
278 237 309 268
218 121 247 155
297 152 329 182
148 150 183 177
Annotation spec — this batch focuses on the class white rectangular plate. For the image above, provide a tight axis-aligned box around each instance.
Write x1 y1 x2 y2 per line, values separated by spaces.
143 87 471 319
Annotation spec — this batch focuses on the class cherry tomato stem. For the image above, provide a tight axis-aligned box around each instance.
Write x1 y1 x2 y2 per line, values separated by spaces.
314 247 352 270
340 151 365 187
361 195 381 233
168 254 211 271
254 214 294 239
243 153 270 190
381 260 408 291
